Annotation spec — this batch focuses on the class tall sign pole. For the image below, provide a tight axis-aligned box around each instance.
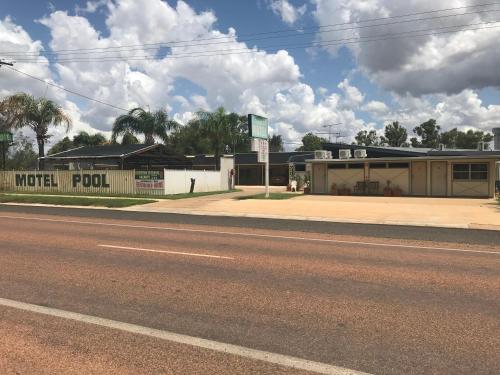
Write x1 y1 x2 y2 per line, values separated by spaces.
248 114 270 198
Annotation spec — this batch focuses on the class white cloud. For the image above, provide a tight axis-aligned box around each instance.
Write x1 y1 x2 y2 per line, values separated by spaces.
337 79 364 108
75 0 109 14
0 17 95 144
313 0 500 96
362 100 389 115
268 0 307 25
364 90 500 136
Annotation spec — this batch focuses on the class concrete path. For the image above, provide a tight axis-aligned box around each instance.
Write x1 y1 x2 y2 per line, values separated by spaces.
126 188 500 230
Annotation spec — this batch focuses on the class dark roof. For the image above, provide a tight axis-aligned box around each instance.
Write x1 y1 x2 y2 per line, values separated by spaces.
323 142 500 157
189 152 313 166
428 150 500 156
43 144 159 159
323 143 428 158
236 151 313 164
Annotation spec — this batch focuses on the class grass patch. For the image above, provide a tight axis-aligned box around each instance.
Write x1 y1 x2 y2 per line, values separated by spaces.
0 189 240 200
235 192 302 200
0 194 155 208
161 190 241 200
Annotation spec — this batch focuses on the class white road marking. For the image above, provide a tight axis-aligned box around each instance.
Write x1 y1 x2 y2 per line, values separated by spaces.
0 214 499 256
98 244 234 260
0 297 369 375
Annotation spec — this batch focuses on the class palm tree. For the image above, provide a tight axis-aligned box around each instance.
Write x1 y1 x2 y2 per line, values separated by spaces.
0 93 72 167
112 107 177 145
197 107 233 170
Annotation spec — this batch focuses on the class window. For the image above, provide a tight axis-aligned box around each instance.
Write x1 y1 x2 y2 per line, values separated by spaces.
328 164 347 169
470 163 488 180
348 163 364 169
453 163 488 181
369 162 387 169
388 162 409 169
294 164 306 172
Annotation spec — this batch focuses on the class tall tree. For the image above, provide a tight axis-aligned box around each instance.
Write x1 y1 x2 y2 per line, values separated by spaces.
440 128 493 149
48 136 74 155
225 112 250 153
381 121 408 147
0 93 71 167
167 118 212 155
269 134 284 152
48 131 108 155
197 107 232 170
355 130 381 146
73 131 107 147
411 119 440 148
112 107 177 145
5 132 37 170
296 133 326 151
120 131 140 145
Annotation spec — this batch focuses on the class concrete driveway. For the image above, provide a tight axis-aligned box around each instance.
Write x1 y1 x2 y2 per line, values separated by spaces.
126 189 500 230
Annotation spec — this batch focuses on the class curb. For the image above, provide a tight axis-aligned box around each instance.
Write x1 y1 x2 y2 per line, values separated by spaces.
2 202 499 231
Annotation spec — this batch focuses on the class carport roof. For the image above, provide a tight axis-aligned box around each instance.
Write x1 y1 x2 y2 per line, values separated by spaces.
42 144 159 159
189 152 312 165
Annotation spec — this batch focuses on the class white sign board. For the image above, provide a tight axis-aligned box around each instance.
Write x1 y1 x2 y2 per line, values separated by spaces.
252 138 268 163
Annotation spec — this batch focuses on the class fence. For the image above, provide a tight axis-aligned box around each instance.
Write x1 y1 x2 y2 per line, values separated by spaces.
0 165 234 196
0 170 135 194
164 169 229 194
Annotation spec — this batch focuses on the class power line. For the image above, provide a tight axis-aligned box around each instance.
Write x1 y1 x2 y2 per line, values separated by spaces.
10 21 500 64
3 7 499 58
10 20 500 63
3 66 128 112
1 2 499 56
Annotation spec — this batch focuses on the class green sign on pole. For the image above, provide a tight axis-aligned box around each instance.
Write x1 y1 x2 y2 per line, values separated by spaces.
0 131 13 143
248 114 268 139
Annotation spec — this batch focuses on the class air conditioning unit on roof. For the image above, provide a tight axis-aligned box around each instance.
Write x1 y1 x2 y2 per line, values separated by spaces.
314 150 328 159
339 149 352 159
354 149 367 159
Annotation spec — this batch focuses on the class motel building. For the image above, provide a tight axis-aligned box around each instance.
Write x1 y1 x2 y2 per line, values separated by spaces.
307 147 500 198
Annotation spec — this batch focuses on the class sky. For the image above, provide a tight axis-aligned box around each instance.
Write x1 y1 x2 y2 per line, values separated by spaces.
1 0 499 149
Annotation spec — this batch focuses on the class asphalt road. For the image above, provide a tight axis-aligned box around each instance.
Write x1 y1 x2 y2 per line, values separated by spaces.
0 205 499 374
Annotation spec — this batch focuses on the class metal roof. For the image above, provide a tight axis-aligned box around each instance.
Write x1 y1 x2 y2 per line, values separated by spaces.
42 144 159 159
189 152 312 165
307 154 500 163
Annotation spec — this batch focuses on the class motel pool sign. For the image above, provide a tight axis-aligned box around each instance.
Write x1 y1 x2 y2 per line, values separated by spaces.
0 170 136 194
15 173 111 188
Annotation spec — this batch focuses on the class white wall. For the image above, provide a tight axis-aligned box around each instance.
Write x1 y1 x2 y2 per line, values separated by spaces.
163 156 234 194
219 156 235 190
